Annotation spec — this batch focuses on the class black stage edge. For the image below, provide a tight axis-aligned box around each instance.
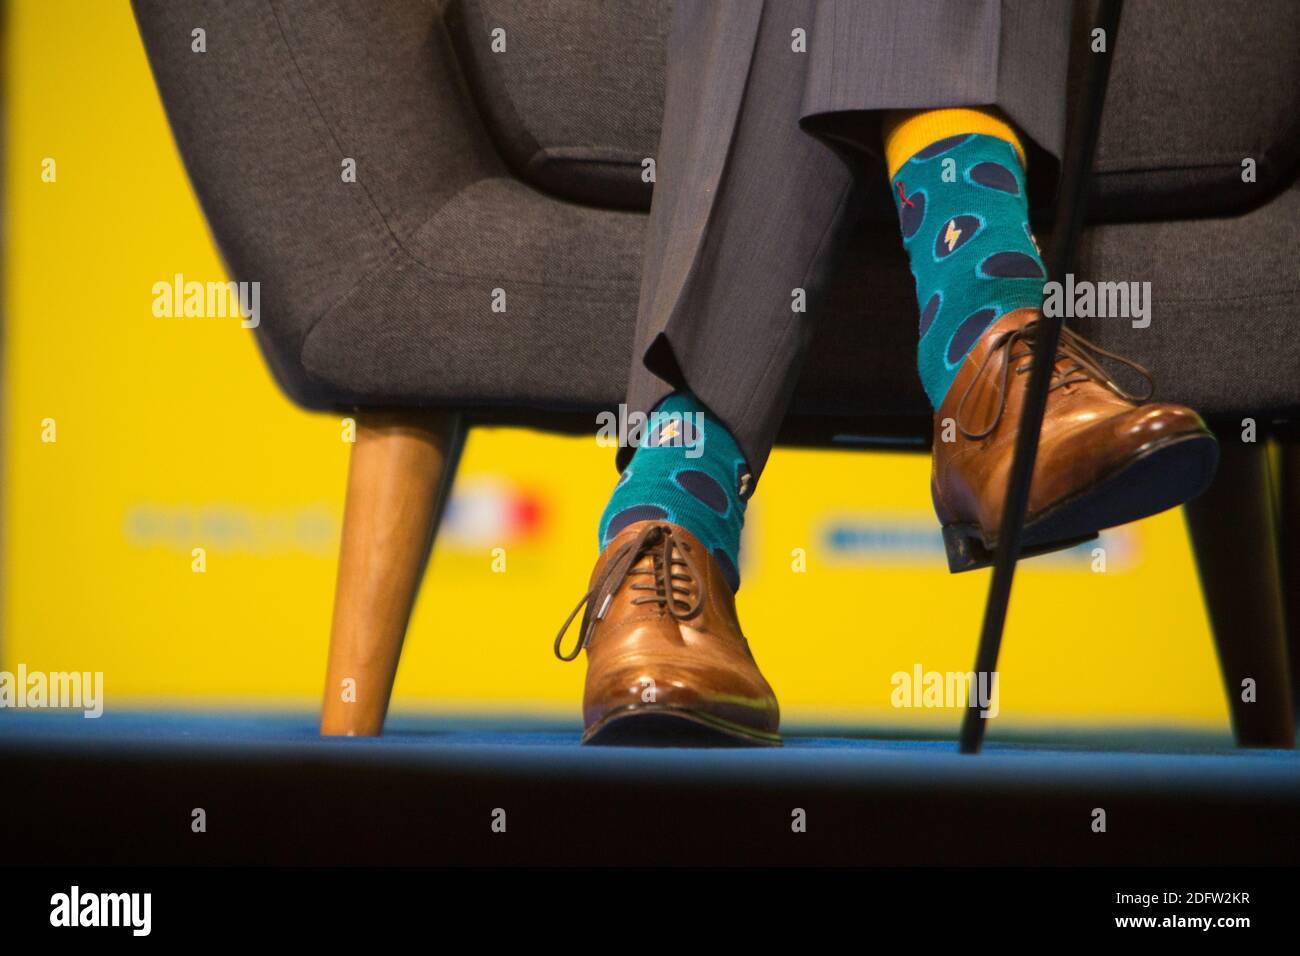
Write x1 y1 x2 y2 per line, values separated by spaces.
2 714 1298 867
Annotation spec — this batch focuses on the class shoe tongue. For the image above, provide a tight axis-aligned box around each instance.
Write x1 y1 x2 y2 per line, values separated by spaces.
590 522 705 616
595 521 673 580
630 547 660 571
608 520 692 551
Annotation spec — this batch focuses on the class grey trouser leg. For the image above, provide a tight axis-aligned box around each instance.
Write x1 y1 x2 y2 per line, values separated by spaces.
624 0 1072 487
623 0 863 486
802 0 1073 199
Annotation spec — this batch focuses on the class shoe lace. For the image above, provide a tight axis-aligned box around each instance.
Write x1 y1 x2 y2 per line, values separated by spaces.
954 319 1155 440
554 523 705 662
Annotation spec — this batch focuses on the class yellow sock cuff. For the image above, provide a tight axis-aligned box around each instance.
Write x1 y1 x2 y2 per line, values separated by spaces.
883 107 1027 179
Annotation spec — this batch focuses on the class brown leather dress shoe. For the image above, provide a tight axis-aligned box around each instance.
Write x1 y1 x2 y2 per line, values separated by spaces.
555 520 781 746
932 307 1219 572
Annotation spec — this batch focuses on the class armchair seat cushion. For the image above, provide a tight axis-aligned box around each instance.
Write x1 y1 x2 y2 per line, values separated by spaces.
299 175 1300 438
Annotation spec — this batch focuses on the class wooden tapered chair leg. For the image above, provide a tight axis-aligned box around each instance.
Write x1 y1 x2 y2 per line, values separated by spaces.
1184 439 1295 748
1276 438 1300 721
320 410 465 736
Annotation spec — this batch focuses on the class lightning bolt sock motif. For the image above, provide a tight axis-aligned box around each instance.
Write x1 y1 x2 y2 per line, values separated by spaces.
889 126 1047 408
598 391 750 591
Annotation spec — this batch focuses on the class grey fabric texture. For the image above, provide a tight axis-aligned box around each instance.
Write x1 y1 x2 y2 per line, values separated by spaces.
131 0 505 408
448 0 1298 218
302 176 643 409
1081 0 1300 217
447 0 669 210
132 0 1300 460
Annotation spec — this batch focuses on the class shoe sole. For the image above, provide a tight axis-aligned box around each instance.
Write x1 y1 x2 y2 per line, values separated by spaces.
582 704 782 748
942 431 1219 573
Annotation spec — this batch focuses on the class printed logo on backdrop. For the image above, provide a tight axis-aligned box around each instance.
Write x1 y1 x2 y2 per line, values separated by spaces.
123 477 548 556
125 503 339 556
816 513 1138 570
439 476 546 549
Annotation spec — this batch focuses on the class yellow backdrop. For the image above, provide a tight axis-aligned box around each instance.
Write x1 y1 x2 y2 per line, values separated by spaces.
2 0 1227 733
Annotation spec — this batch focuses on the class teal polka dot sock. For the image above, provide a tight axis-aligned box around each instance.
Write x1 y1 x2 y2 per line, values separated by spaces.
598 392 749 591
891 133 1047 408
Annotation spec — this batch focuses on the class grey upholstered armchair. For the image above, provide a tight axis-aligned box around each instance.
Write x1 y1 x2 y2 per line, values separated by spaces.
133 0 1300 743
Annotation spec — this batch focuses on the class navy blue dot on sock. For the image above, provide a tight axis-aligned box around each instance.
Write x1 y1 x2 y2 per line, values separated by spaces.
919 292 941 337
947 307 999 365
605 504 668 541
970 161 1020 195
934 215 980 258
675 469 729 516
913 133 973 160
979 251 1044 279
898 189 926 239
712 547 740 592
